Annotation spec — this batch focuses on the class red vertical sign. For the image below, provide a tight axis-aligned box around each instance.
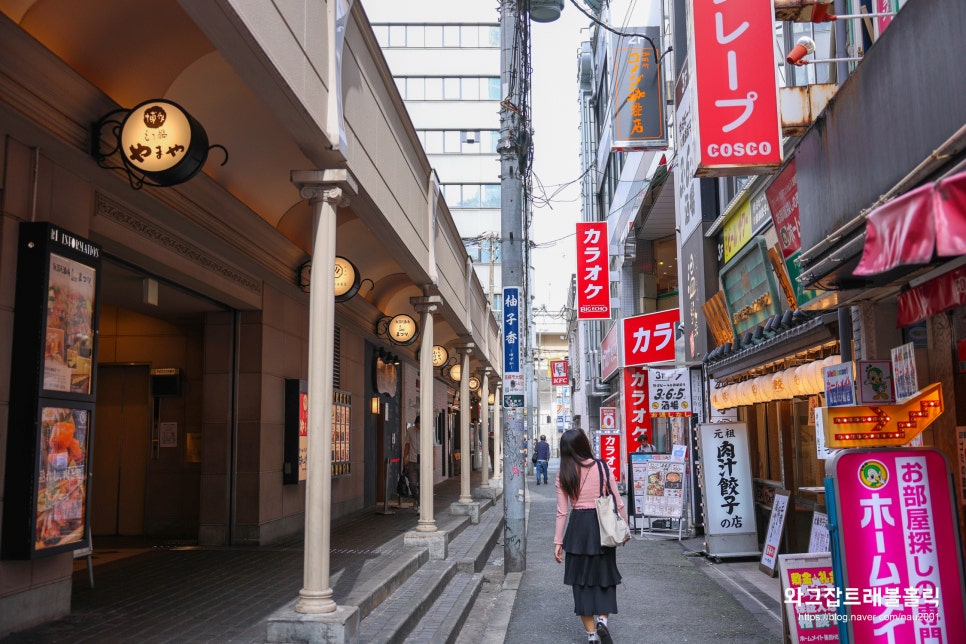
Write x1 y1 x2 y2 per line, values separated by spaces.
600 432 621 484
576 222 610 319
550 359 570 386
689 0 782 174
623 366 651 450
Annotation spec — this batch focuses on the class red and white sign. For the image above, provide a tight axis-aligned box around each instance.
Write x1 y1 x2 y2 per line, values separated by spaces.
623 366 651 449
688 0 782 175
831 449 966 643
600 323 621 382
550 359 569 386
600 407 618 432
765 158 801 259
623 309 679 366
599 432 621 484
576 222 610 319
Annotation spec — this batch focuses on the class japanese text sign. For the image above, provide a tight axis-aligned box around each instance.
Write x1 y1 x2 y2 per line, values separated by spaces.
599 432 621 484
699 423 755 535
623 309 679 366
641 460 686 518
600 323 621 382
503 286 521 375
576 222 610 320
550 359 569 386
778 553 840 642
823 362 856 408
600 406 618 432
687 0 782 175
829 449 966 643
765 158 802 259
612 27 667 151
622 366 652 449
647 367 692 417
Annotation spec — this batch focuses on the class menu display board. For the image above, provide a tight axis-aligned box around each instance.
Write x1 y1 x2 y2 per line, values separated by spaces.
640 459 686 518
2 223 101 559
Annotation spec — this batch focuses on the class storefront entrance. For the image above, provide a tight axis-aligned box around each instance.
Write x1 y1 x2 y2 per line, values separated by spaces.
91 365 150 536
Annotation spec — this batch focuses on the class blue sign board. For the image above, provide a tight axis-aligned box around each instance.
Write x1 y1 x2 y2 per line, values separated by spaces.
503 286 520 374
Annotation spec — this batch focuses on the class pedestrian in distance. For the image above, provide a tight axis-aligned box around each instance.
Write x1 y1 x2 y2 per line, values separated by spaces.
553 428 630 644
534 434 551 485
403 415 420 510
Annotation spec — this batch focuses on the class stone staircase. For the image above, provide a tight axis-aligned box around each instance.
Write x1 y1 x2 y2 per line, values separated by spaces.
356 497 504 643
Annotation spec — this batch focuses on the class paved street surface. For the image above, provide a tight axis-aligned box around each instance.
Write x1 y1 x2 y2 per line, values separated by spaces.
469 459 784 644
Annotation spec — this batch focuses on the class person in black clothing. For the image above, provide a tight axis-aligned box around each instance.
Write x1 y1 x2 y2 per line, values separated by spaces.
534 434 551 484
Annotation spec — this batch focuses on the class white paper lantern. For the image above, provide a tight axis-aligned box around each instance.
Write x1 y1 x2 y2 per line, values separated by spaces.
808 361 824 394
771 371 787 400
792 365 808 397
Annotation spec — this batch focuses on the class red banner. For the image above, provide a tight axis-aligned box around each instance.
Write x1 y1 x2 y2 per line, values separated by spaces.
689 0 781 174
623 309 679 366
765 158 801 259
599 432 621 484
622 366 651 450
576 222 610 319
897 265 966 327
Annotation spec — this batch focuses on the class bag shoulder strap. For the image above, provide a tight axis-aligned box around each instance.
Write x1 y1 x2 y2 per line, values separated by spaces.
595 459 611 499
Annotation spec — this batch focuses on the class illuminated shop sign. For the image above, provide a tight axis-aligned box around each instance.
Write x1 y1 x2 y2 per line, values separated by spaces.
720 237 781 338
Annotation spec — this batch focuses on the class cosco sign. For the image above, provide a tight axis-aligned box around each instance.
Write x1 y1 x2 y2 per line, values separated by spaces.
707 141 773 158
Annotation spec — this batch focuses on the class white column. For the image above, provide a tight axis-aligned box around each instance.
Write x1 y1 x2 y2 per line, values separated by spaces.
480 369 491 488
291 171 355 615
458 344 474 504
413 296 442 532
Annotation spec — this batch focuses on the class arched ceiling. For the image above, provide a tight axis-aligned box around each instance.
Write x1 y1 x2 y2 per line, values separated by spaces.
1 0 484 361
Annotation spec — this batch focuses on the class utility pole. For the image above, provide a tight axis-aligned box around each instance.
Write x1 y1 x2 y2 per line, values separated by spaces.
499 0 527 573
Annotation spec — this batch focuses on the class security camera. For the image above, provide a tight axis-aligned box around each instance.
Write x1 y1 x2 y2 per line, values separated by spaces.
786 37 816 66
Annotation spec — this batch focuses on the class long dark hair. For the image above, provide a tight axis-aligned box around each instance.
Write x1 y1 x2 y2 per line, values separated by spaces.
558 428 595 500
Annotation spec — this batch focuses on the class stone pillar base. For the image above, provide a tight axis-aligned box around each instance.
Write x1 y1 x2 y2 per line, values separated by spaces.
266 603 359 644
449 500 482 524
404 529 448 560
474 486 501 500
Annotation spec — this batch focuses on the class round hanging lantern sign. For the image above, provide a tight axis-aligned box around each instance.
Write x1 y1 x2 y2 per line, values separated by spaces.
333 256 360 302
119 99 210 186
387 313 418 346
432 345 449 367
468 376 481 392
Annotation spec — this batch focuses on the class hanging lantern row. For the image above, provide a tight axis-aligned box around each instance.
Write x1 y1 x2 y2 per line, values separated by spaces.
711 355 841 410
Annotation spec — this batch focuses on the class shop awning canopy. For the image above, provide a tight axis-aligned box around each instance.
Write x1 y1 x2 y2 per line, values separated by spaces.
854 169 966 276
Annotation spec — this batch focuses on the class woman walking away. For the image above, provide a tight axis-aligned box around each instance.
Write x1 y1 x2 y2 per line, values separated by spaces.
553 428 630 644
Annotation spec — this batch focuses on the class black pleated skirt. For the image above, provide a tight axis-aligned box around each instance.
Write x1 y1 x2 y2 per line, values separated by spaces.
562 508 622 616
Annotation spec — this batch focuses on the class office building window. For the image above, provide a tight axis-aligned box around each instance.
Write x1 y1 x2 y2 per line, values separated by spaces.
372 24 499 48
417 130 500 154
442 184 501 209
397 77 500 101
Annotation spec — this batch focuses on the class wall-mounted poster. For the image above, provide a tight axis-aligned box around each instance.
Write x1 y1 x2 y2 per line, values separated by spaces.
35 405 91 552
43 253 96 395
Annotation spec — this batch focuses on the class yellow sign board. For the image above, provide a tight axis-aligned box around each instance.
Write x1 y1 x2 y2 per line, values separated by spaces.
822 383 944 448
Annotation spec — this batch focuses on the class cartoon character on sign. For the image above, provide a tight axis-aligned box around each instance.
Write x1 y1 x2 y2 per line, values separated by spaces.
864 364 891 401
859 460 888 489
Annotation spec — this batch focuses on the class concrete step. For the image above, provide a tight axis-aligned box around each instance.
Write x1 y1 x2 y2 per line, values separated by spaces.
402 572 484 644
357 559 457 643
449 503 504 573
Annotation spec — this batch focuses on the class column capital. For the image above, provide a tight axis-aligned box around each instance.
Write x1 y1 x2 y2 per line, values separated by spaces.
291 169 358 206
456 342 475 354
411 294 443 314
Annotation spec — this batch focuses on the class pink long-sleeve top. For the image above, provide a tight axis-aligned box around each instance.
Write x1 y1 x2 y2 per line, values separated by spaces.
554 458 628 545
